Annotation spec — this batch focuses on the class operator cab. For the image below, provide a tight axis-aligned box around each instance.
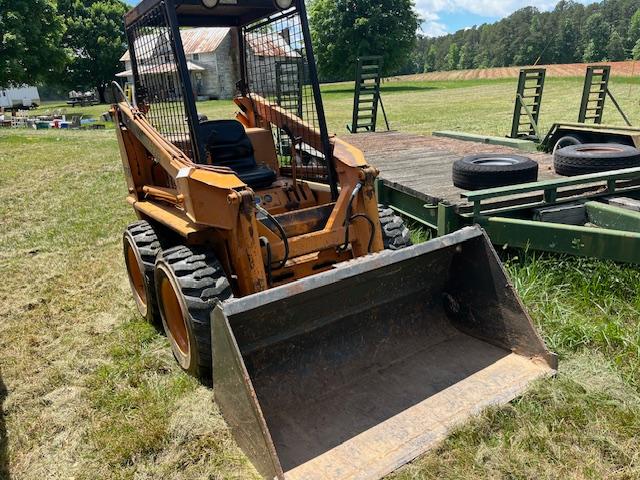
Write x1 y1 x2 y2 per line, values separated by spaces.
124 0 338 210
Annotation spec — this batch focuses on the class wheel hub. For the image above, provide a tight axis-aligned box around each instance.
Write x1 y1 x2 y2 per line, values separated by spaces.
158 272 190 360
125 241 147 311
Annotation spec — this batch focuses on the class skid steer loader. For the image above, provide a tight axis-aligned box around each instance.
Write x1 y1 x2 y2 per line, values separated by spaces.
114 1 557 478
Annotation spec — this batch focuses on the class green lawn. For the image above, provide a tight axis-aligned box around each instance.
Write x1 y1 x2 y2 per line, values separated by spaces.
1 78 640 479
198 76 640 136
35 75 640 136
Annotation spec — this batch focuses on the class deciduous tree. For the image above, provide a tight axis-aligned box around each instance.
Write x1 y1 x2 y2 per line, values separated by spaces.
309 0 420 80
0 0 67 88
582 13 611 62
58 0 129 102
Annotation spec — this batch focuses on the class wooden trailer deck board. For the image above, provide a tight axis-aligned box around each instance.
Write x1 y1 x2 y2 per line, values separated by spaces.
342 131 555 206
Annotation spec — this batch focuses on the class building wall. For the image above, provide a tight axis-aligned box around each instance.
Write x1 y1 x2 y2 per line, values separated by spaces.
188 32 239 100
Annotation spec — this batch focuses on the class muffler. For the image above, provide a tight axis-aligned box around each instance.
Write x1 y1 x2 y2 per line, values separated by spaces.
212 226 557 480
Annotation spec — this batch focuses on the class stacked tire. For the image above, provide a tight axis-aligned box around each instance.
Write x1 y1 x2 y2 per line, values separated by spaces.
553 143 640 176
452 154 539 191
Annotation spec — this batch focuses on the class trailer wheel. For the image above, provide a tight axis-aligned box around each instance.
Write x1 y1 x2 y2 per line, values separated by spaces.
155 246 232 382
553 134 584 154
379 206 412 250
123 221 164 325
452 154 539 191
554 143 640 176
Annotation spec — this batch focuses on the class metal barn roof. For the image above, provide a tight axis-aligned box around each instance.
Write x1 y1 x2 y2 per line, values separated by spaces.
120 27 231 62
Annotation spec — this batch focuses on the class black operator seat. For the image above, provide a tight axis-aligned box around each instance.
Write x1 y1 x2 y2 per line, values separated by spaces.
200 120 277 189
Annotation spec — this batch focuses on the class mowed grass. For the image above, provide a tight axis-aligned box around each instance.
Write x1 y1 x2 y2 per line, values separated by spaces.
35 75 640 136
196 76 640 137
1 77 640 479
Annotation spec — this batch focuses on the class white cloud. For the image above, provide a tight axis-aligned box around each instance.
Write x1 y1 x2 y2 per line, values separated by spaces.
416 0 596 21
415 0 579 18
415 0 593 37
420 11 448 37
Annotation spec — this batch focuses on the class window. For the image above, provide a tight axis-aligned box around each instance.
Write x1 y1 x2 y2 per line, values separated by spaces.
192 53 200 61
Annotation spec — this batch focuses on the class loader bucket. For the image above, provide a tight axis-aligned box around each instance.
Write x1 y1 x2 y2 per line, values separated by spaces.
212 226 557 480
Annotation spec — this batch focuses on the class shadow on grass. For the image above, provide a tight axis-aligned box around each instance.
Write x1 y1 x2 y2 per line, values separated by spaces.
0 371 8 479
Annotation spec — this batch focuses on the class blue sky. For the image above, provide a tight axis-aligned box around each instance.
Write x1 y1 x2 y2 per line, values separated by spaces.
133 1 597 38
416 0 596 37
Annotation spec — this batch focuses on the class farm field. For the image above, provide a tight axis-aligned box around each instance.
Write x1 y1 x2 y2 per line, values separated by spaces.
403 60 640 82
2 77 640 479
35 75 640 138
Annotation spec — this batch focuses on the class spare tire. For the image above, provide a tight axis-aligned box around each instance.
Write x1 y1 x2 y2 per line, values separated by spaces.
553 134 584 154
452 154 539 191
554 143 640 177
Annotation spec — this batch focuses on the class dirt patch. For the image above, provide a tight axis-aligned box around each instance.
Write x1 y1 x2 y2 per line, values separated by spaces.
398 60 640 82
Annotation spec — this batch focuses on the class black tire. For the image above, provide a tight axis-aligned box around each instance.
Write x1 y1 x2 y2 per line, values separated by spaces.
123 221 163 325
553 135 584 154
554 143 640 177
378 206 412 250
452 154 539 191
155 246 232 383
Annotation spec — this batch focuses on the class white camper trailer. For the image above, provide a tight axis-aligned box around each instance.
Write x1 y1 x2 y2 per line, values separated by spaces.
0 86 40 110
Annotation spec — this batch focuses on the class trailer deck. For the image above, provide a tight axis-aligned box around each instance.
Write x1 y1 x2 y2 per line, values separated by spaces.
352 131 640 264
345 131 555 207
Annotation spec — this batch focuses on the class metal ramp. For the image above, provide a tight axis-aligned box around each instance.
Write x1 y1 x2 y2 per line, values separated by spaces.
578 65 632 126
509 68 546 140
276 60 303 117
578 65 611 124
275 59 304 155
347 56 389 133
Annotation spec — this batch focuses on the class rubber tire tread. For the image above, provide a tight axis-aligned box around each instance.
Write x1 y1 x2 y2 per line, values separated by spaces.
157 245 232 383
452 154 539 191
378 205 412 250
125 221 163 325
554 143 640 176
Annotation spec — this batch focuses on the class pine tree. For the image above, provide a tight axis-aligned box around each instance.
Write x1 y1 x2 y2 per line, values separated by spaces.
607 30 626 61
633 38 640 59
445 43 460 71
583 40 598 62
628 9 640 46
424 45 438 72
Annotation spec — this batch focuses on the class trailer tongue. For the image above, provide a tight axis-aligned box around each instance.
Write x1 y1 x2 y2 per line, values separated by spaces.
213 227 557 479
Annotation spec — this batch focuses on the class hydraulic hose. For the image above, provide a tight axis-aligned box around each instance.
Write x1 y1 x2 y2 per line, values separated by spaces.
256 204 289 270
340 182 375 253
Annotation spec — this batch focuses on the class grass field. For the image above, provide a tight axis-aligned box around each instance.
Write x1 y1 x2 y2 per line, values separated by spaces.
34 75 640 137
2 77 640 479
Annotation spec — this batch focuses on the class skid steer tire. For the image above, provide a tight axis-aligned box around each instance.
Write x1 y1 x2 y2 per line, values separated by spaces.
554 143 640 177
155 246 232 383
453 154 539 191
379 206 412 250
123 221 164 326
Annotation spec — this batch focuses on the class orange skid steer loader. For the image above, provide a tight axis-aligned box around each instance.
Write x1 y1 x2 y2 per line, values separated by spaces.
113 0 557 478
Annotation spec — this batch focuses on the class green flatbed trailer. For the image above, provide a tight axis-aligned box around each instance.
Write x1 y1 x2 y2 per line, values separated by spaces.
377 167 640 264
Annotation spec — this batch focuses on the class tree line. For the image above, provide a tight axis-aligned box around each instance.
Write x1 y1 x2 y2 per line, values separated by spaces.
5 0 640 100
0 0 129 102
412 0 640 74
